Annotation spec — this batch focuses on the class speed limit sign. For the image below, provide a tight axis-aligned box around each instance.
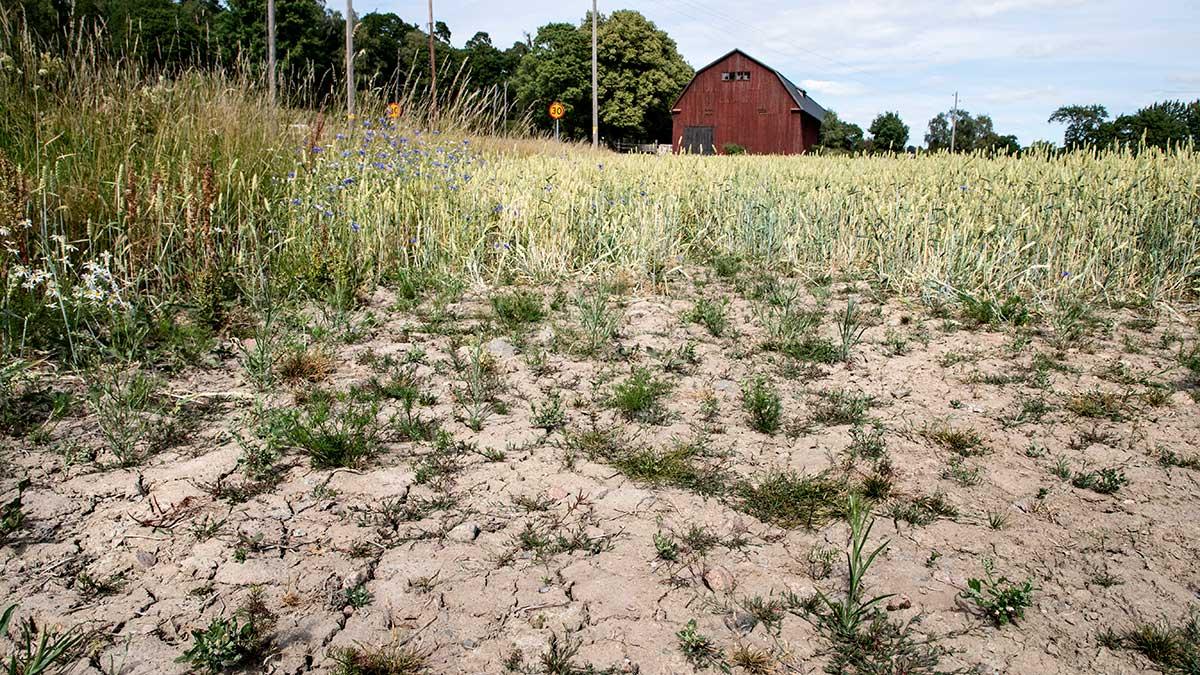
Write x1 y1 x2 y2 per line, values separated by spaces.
549 101 566 120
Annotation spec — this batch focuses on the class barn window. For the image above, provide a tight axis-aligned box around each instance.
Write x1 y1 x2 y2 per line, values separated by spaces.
721 72 732 81
736 71 751 81
721 71 750 82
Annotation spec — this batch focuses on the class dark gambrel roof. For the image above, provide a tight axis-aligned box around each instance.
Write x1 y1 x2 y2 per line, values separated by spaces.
776 72 827 122
674 49 827 123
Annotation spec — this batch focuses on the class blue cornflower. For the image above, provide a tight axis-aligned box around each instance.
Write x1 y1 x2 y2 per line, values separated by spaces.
350 222 361 233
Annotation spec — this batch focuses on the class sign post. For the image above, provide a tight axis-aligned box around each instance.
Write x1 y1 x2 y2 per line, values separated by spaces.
549 101 565 142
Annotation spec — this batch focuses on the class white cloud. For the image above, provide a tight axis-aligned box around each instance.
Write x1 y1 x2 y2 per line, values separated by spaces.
799 79 867 97
979 86 1059 104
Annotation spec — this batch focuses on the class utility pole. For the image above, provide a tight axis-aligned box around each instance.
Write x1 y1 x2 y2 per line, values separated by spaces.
949 91 958 153
267 0 276 105
428 0 438 121
591 0 598 148
345 0 355 117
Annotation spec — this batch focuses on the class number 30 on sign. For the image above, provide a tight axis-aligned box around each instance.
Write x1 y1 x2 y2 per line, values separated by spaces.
548 102 565 120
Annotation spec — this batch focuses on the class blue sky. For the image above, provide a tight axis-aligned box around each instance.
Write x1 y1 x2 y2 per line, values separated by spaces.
354 0 1200 145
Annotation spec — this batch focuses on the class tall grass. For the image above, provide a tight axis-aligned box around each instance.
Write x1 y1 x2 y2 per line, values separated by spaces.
3 20 1198 366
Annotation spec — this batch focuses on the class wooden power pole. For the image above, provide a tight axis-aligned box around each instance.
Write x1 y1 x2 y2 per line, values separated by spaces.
591 0 598 147
267 0 276 105
950 91 958 153
428 0 438 121
345 0 355 117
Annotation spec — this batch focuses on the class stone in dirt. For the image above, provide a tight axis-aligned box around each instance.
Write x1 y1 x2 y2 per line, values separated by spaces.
486 338 518 359
887 594 912 611
703 565 734 593
446 521 481 542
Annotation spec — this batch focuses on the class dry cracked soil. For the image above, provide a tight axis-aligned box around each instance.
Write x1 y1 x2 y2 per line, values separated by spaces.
3 267 1199 674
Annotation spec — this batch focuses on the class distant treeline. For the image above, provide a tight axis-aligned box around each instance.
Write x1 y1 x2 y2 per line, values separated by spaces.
817 102 1200 155
3 0 692 142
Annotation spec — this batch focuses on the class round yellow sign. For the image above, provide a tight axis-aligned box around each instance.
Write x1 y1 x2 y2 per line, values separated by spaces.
549 102 566 120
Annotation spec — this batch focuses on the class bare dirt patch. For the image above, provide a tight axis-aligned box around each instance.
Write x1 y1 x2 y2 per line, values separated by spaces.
3 266 1199 674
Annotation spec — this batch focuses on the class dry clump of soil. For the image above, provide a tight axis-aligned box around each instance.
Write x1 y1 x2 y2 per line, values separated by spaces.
2 265 1200 675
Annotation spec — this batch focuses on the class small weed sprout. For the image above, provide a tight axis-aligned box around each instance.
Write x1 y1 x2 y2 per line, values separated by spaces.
741 376 782 434
1 478 31 544
532 391 567 431
576 292 620 355
961 559 1036 627
177 588 277 673
0 604 86 674
837 299 869 362
280 390 383 469
609 367 672 425
677 619 726 671
653 531 680 562
492 289 545 329
687 298 730 337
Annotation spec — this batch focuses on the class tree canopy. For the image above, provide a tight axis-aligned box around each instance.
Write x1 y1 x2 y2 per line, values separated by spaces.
815 110 864 153
926 110 1018 154
515 10 692 141
868 111 908 151
1049 101 1200 151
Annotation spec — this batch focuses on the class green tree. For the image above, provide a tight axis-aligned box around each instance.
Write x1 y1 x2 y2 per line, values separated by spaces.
513 22 591 137
595 10 692 142
926 110 1018 153
1111 100 1197 150
354 13 417 91
815 110 864 153
514 10 691 142
216 0 343 100
462 32 522 90
1048 104 1109 149
868 111 908 151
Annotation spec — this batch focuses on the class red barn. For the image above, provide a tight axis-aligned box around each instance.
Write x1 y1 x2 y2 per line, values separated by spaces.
671 49 827 155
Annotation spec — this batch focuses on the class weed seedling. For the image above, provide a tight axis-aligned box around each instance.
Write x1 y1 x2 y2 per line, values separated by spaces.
0 604 85 674
1 478 30 544
492 289 545 329
1070 467 1128 495
687 298 730 337
654 531 680 562
532 391 567 431
1099 608 1200 673
736 471 845 529
741 376 783 434
811 389 872 427
924 422 989 457
329 642 430 675
178 589 276 673
961 559 1036 627
279 390 383 469
837 299 869 362
677 619 726 671
609 368 672 425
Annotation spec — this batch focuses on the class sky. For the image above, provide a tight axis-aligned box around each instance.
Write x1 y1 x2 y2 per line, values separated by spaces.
353 0 1200 145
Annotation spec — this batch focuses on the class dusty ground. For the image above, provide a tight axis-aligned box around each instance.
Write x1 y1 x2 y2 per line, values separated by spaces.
3 266 1199 674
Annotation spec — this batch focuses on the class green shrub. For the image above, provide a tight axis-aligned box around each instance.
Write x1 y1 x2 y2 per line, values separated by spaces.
741 376 783 434
280 390 384 469
736 471 845 529
492 289 545 328
609 368 672 424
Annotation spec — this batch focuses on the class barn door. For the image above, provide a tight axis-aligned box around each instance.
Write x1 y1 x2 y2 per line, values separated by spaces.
682 126 715 155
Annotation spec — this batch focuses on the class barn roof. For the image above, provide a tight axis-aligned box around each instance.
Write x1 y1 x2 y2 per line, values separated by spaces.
677 49 828 123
